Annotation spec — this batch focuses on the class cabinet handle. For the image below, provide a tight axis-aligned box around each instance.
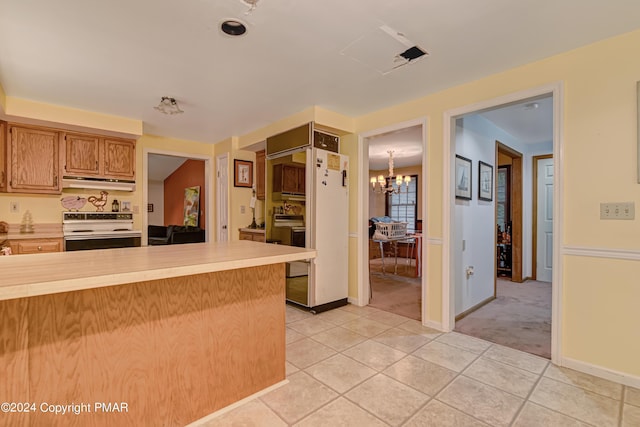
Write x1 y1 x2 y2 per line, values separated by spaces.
37 246 43 251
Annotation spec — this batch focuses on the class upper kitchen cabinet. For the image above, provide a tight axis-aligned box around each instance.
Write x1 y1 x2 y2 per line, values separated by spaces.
6 124 63 194
273 163 305 195
103 138 135 179
64 132 102 176
64 134 135 180
256 149 265 200
0 121 6 192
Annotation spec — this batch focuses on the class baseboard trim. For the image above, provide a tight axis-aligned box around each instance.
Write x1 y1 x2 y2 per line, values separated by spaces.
347 297 360 306
560 357 640 389
187 379 289 426
455 296 496 322
563 246 640 261
423 319 445 331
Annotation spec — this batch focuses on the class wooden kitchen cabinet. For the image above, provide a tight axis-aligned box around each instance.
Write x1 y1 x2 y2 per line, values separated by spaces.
256 149 265 200
6 124 63 194
64 132 102 176
64 133 135 180
10 238 63 254
273 163 305 195
0 121 6 192
239 229 266 242
104 138 135 179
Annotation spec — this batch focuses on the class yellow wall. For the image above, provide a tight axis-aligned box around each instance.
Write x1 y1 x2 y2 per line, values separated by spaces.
2 95 142 136
352 29 640 376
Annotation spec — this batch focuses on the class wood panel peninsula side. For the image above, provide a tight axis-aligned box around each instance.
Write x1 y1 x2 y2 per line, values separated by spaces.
0 241 316 426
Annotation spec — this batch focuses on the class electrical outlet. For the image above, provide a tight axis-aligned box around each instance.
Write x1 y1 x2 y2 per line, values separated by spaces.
600 202 635 220
10 201 19 213
240 205 246 214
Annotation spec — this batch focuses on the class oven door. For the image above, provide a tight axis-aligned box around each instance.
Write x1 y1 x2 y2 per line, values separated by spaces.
64 233 141 251
291 228 306 248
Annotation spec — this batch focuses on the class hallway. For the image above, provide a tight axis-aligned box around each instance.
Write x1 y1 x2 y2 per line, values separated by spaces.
455 279 551 359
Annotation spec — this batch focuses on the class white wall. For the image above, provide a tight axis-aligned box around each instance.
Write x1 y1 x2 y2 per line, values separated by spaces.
455 114 553 315
454 116 499 315
148 180 165 226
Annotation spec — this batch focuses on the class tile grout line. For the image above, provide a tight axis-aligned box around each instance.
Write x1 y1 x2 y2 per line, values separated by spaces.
507 359 550 427
618 386 626 427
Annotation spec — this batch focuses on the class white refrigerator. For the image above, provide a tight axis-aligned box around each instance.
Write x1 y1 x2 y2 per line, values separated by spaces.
307 148 349 310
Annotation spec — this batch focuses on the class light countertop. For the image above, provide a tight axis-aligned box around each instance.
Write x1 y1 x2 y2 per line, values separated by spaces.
0 241 316 302
3 223 63 240
239 228 266 233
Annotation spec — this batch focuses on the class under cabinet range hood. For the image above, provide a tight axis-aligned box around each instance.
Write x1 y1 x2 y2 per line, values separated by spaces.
62 176 136 192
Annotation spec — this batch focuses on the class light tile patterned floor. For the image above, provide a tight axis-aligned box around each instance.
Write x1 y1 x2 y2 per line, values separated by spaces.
203 304 639 426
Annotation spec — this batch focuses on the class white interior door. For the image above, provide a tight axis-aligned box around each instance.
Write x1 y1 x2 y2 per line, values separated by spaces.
536 157 553 282
216 154 229 242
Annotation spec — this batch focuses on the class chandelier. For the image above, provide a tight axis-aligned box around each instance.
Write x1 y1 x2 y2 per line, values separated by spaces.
370 150 411 194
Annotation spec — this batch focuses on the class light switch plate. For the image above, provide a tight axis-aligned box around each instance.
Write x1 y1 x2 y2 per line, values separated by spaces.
600 202 635 220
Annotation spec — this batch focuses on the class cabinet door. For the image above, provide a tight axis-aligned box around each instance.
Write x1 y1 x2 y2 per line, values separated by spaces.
0 121 6 191
104 138 135 179
256 150 265 200
239 231 253 241
64 133 102 176
282 165 300 193
8 125 62 193
296 166 306 194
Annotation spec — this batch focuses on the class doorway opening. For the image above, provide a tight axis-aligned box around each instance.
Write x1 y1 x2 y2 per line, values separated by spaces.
143 149 213 245
448 90 557 360
359 118 428 323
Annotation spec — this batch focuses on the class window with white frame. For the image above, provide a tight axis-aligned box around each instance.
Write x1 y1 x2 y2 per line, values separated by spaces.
385 175 418 234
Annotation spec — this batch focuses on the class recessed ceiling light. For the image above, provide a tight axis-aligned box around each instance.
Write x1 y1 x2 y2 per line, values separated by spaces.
221 19 247 36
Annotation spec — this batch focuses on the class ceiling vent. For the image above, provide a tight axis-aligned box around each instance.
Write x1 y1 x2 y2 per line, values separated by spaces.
340 25 429 75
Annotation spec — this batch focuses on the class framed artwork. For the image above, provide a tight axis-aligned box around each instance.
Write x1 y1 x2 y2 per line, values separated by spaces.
234 159 253 188
455 154 472 200
184 186 200 227
478 161 494 201
121 201 131 212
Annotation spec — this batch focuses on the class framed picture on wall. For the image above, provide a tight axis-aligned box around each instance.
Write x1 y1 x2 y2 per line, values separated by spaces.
234 159 253 188
478 161 493 201
455 155 472 200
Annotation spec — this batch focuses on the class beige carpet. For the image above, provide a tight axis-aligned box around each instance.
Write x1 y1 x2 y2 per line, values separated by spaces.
455 279 552 359
368 258 421 320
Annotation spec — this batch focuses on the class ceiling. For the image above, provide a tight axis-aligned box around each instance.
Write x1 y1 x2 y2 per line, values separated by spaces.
148 154 187 182
368 125 423 170
1 1 639 144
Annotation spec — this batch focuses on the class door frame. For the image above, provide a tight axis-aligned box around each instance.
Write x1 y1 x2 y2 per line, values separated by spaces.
216 153 230 242
532 154 553 281
142 148 213 245
496 141 524 283
443 82 564 364
357 117 430 323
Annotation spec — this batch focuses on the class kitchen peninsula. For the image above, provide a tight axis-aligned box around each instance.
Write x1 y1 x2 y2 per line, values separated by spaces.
0 241 316 426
